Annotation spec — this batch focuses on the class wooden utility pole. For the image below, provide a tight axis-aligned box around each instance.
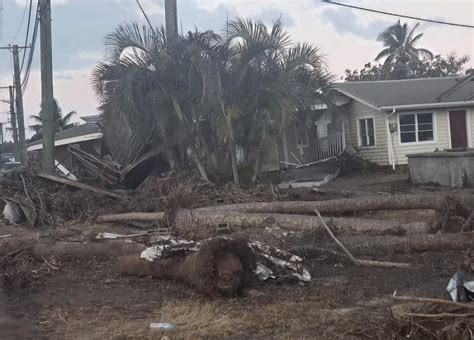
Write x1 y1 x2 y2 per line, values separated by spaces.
8 85 20 161
164 0 178 39
12 44 27 166
40 0 55 174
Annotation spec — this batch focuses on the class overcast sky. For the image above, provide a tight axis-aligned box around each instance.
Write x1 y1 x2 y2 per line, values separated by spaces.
0 0 473 140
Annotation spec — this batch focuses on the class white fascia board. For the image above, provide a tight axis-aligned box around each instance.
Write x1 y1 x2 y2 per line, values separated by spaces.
27 132 103 151
380 101 474 111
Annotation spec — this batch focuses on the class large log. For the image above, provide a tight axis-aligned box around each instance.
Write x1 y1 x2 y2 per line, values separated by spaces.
0 239 146 257
293 232 474 256
197 194 464 215
118 237 255 296
96 210 431 235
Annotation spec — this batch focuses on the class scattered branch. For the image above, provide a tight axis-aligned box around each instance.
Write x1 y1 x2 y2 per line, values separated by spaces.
314 209 410 268
393 291 474 310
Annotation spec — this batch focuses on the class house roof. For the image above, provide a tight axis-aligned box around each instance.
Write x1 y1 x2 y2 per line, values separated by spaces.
27 116 103 151
333 75 474 111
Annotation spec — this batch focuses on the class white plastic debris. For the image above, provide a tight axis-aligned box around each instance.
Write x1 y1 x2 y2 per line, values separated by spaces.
249 241 311 282
150 322 176 331
140 238 196 262
447 271 474 302
254 262 274 281
96 232 121 239
2 201 23 224
141 245 166 262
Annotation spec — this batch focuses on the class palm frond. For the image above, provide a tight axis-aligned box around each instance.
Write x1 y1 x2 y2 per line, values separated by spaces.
375 48 393 61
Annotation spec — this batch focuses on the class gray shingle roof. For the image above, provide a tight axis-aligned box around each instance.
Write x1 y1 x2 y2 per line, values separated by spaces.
333 76 474 109
27 120 102 148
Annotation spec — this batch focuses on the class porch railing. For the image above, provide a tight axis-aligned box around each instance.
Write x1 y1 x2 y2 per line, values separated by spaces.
314 132 344 160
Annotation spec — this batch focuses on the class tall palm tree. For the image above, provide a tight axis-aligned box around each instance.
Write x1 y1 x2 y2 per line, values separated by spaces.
375 20 433 66
29 98 76 141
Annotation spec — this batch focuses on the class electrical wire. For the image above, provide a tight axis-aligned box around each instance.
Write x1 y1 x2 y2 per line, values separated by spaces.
21 1 40 94
20 0 33 73
323 0 474 29
10 0 29 43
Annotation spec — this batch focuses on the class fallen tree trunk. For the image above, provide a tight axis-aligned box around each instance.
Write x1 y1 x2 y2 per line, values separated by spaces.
96 210 431 235
197 194 465 215
293 232 474 256
0 239 146 258
118 237 255 296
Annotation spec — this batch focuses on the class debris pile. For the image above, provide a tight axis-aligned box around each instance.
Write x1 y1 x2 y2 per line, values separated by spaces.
0 246 59 289
118 235 310 296
389 292 474 339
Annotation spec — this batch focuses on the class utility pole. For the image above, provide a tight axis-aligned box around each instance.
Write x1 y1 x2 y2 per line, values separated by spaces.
0 123 3 158
8 86 20 161
12 44 27 166
40 0 55 174
164 0 178 39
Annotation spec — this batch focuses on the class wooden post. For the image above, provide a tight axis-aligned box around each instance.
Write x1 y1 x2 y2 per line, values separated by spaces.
8 85 20 161
12 45 27 166
40 0 55 174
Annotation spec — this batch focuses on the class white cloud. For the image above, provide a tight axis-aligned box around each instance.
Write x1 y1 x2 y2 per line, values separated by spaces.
75 51 103 63
135 0 164 16
0 69 97 140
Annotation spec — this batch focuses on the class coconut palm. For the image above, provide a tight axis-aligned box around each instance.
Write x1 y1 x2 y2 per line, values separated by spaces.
375 20 433 67
29 99 76 142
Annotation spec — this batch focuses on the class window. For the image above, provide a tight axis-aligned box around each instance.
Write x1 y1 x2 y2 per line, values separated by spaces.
358 118 375 146
399 113 434 144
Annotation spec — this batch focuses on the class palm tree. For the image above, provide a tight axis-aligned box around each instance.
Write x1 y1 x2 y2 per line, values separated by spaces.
92 24 220 179
224 18 333 181
92 19 333 184
375 20 433 67
29 98 76 142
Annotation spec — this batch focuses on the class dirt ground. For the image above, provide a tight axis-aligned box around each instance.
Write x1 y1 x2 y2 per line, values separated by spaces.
1 173 473 339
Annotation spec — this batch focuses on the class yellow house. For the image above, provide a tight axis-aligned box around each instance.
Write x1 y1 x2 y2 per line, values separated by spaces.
330 75 474 167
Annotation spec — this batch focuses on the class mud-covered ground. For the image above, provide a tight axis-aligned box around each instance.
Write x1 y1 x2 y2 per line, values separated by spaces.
1 173 473 339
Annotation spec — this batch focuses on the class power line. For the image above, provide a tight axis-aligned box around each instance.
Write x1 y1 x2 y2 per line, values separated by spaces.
20 0 33 73
21 1 40 94
10 0 29 42
322 0 474 29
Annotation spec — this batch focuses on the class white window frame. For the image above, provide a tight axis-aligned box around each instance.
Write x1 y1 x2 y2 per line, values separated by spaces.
398 112 437 146
357 117 376 147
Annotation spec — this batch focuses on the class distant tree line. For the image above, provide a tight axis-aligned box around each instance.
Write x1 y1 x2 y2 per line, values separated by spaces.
344 20 471 81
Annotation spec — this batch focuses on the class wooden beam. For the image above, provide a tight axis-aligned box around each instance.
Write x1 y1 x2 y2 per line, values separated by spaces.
37 173 125 199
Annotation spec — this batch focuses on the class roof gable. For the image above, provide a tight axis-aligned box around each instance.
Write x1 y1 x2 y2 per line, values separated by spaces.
333 76 474 110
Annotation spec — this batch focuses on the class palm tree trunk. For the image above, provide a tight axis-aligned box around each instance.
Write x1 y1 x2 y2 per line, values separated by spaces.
251 137 265 183
161 136 180 173
191 146 210 182
197 125 217 171
216 71 239 185
165 147 179 173
228 138 240 185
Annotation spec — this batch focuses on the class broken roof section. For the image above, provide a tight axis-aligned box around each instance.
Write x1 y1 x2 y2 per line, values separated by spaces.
27 115 102 151
333 75 474 111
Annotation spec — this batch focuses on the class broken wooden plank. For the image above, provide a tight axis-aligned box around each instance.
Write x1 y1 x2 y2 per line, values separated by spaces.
37 173 125 199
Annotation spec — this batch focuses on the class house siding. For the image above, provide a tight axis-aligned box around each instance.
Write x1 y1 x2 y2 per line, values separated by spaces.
344 101 389 165
389 109 450 165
